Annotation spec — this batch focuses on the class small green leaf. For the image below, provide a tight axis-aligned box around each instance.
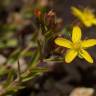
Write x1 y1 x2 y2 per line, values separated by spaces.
6 39 18 47
30 49 40 67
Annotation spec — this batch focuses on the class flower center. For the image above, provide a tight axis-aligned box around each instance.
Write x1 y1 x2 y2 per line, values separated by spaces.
84 12 94 21
72 42 81 50
85 16 93 22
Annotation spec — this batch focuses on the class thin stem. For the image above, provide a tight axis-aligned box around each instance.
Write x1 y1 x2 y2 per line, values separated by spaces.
17 60 22 82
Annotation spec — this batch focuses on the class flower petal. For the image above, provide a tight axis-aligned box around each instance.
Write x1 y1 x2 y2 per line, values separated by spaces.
55 38 72 48
81 39 96 48
92 18 96 25
82 19 92 27
79 49 93 63
65 49 78 63
72 26 82 43
71 7 83 18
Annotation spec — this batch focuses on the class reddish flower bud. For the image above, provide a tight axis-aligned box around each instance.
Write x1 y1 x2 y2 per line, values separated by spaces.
34 8 41 17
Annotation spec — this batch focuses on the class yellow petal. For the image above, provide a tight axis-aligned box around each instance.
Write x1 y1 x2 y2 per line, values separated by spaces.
81 39 96 48
92 18 96 25
55 38 72 48
79 49 93 63
72 26 82 43
71 7 83 18
82 18 93 27
65 49 78 63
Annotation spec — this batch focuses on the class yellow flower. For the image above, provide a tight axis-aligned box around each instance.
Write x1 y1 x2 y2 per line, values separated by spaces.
55 26 96 63
71 7 96 27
